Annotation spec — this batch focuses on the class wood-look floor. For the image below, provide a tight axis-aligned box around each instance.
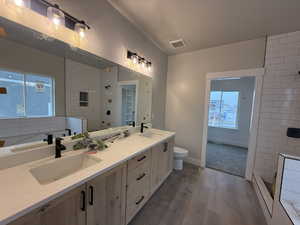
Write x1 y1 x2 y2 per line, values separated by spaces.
129 163 267 225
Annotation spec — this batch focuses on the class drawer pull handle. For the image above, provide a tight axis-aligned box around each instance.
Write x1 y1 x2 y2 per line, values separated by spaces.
81 191 86 211
135 196 145 205
40 204 51 212
163 143 168 152
136 173 146 181
137 155 146 162
89 185 94 206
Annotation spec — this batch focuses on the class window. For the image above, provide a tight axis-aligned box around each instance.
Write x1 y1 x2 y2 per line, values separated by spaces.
208 91 239 129
79 92 88 107
0 69 54 118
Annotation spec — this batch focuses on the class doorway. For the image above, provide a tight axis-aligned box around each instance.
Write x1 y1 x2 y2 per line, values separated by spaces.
118 81 138 126
201 68 264 180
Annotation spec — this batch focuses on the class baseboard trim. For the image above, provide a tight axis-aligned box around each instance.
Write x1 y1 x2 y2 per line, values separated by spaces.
207 140 248 149
184 157 201 167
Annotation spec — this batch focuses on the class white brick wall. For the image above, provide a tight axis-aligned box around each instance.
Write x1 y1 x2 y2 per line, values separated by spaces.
255 31 300 182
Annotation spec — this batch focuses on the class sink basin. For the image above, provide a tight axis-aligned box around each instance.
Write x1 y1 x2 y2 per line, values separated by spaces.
11 142 48 153
30 153 101 185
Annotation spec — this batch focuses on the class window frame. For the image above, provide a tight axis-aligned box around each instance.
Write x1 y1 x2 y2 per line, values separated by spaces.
0 68 55 119
208 90 240 130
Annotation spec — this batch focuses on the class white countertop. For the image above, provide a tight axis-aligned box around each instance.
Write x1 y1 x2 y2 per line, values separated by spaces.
0 129 175 225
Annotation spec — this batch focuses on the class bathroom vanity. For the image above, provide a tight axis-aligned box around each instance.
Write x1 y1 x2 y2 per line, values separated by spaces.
0 129 175 225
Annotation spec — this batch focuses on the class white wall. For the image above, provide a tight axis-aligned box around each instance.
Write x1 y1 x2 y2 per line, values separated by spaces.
0 117 67 146
100 66 119 129
254 31 300 182
208 77 255 148
65 59 102 131
166 38 266 165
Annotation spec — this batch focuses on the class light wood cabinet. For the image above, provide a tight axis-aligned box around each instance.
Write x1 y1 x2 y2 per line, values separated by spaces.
8 137 174 225
151 138 174 192
9 184 86 225
86 164 127 225
126 150 151 223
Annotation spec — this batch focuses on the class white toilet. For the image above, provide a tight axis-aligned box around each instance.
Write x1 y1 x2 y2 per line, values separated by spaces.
173 146 188 170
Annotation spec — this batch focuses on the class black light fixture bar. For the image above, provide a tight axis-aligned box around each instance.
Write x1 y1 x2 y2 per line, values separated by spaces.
37 0 90 29
127 50 152 68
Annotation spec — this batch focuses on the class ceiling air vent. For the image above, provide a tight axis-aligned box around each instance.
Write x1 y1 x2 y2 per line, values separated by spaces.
169 39 185 48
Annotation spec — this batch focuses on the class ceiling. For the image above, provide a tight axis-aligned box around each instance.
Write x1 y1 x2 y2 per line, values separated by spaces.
108 0 300 55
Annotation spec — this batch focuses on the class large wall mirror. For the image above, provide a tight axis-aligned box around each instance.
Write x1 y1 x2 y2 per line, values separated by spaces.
0 17 153 148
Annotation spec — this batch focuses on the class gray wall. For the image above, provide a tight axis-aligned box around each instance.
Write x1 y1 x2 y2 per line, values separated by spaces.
65 59 102 131
208 77 255 148
0 38 65 116
166 38 266 165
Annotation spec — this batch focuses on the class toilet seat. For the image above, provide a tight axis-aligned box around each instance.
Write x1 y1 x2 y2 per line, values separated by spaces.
174 147 188 157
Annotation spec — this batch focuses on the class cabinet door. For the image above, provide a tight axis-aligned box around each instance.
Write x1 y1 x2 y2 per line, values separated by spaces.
151 143 162 190
41 184 86 225
7 208 42 225
151 138 174 192
9 185 86 225
166 137 174 174
86 164 127 225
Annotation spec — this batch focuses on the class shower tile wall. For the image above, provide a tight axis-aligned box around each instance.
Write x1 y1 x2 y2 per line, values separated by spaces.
255 31 300 182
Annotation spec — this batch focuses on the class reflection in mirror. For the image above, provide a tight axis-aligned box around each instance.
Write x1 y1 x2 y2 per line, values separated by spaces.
0 18 153 151
65 61 152 132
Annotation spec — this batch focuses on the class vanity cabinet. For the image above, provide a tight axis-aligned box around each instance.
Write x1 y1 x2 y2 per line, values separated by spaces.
7 136 175 225
8 164 126 225
126 149 152 223
9 184 86 225
86 164 127 225
151 137 174 192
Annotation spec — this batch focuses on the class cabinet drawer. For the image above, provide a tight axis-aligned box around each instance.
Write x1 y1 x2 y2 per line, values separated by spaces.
128 149 151 171
126 187 149 223
127 160 151 196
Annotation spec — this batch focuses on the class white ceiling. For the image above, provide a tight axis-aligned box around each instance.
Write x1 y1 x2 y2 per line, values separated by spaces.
108 0 300 55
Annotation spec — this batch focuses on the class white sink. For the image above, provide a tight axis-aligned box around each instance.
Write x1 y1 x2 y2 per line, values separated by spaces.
11 142 48 153
30 153 101 185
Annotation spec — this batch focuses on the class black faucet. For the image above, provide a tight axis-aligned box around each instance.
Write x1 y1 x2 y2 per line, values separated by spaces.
65 129 72 136
55 137 66 158
129 121 136 127
140 123 149 133
43 134 53 145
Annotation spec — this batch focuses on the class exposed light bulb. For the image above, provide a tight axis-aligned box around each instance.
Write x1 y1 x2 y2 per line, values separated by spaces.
14 0 24 7
52 16 60 26
75 23 87 39
79 30 85 38
146 62 152 71
142 59 147 68
132 55 138 64
47 6 65 28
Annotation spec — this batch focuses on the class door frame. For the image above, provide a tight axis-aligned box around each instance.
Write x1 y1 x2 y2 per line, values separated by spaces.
201 68 265 180
117 80 139 125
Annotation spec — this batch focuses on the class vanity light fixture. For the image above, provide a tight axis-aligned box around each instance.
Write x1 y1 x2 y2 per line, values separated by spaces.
75 22 86 39
127 50 152 71
47 5 65 28
140 58 147 68
146 62 152 71
127 51 139 64
38 0 90 34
